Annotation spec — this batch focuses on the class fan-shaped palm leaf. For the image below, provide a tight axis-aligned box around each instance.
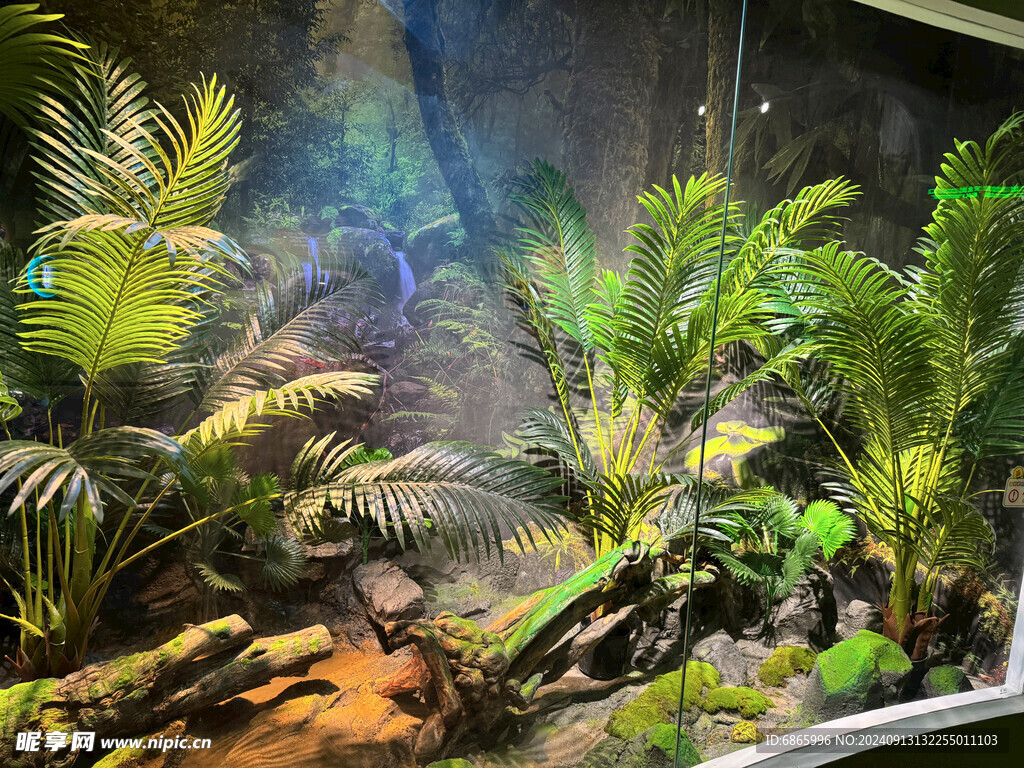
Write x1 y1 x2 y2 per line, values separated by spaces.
798 499 855 559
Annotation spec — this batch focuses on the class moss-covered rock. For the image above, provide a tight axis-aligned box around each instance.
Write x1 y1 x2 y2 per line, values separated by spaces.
802 630 912 721
425 760 474 768
644 723 702 767
730 720 763 743
604 661 719 740
922 665 973 698
701 686 775 719
758 646 818 687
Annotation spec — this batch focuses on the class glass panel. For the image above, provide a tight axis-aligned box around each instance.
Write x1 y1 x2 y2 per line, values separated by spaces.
0 1 1020 767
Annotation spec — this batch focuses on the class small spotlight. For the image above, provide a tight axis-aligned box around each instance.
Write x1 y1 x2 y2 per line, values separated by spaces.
698 105 706 116
759 101 770 114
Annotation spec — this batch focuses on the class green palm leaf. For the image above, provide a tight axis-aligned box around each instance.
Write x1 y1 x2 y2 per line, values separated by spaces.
179 371 378 454
0 426 186 521
509 159 599 349
30 42 158 226
798 499 855 559
785 243 936 457
286 441 567 562
199 256 377 411
0 4 86 127
258 535 305 591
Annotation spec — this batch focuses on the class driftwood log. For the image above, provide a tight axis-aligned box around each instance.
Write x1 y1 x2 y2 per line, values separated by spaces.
374 541 715 761
0 615 332 768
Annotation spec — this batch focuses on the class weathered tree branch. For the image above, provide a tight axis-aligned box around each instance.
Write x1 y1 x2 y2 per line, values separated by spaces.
375 542 715 763
0 615 332 768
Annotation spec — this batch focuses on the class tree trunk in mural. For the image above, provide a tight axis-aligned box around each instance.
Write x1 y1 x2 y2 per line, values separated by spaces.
375 542 715 761
705 0 742 175
563 0 659 265
402 0 496 252
0 616 332 768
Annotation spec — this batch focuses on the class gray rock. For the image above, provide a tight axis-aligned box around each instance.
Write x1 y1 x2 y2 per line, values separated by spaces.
352 559 425 628
328 227 399 298
631 596 686 671
836 599 882 641
578 725 701 768
691 631 749 686
332 204 379 230
770 567 838 650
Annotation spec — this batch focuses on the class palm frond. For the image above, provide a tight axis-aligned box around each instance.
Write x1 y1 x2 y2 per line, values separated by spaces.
0 4 87 128
517 406 597 481
286 441 567 562
199 257 377 411
20 73 246 386
196 560 245 593
799 499 855 559
258 535 305 590
30 42 158 226
509 159 599 349
0 426 186 522
785 243 936 457
179 371 377 454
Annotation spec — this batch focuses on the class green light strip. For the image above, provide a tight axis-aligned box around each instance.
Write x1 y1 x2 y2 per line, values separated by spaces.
929 185 1024 199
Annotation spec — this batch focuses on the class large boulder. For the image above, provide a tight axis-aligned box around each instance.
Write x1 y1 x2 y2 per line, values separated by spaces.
770 567 838 650
327 227 399 299
405 214 459 279
802 630 912 721
352 560 426 629
332 204 380 230
836 599 883 641
691 631 749 686
922 665 974 698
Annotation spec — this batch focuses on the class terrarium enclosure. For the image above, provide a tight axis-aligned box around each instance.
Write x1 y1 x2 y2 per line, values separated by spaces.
1 1 1023 767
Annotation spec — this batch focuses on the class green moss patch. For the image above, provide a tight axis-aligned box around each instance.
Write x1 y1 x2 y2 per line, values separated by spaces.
604 661 719 740
817 630 911 696
701 686 775 719
923 665 971 697
759 646 818 687
644 723 702 767
1 678 63 732
730 720 763 743
425 760 473 768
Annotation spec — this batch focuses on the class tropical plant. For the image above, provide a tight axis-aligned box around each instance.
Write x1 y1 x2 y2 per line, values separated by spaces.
0 41 378 679
708 496 852 631
149 447 304 622
0 4 86 128
773 115 1024 654
502 159 858 558
284 433 568 564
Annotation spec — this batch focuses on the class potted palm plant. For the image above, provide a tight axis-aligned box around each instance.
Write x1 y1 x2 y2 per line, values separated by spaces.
501 160 859 676
774 115 1024 662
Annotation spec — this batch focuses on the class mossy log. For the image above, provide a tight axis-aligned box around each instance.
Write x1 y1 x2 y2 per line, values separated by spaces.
0 615 332 768
375 542 715 762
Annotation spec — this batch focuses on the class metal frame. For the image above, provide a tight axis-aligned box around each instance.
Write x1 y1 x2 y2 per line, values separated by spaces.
851 0 1024 49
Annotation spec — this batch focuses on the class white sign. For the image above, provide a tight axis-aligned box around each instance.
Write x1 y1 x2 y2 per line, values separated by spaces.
1002 466 1024 508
